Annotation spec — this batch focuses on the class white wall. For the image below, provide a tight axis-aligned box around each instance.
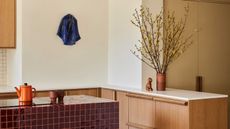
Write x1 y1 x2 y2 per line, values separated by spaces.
6 0 162 89
7 0 22 87
22 0 108 87
108 0 142 89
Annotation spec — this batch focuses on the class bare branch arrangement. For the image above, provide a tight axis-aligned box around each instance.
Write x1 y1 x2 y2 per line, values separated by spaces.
131 6 193 74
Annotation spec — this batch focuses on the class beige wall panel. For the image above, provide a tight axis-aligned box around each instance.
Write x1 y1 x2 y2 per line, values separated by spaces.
198 2 230 94
197 2 230 127
164 0 199 90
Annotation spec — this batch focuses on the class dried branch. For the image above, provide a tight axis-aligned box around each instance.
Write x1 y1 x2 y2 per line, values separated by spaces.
131 6 193 74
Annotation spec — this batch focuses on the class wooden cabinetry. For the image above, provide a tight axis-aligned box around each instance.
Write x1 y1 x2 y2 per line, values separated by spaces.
100 88 115 100
127 94 155 129
116 91 129 129
0 0 16 48
189 98 227 129
0 88 227 129
155 98 189 129
66 88 99 97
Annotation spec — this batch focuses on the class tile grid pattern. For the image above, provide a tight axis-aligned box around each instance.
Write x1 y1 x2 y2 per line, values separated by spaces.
0 102 119 129
0 49 7 86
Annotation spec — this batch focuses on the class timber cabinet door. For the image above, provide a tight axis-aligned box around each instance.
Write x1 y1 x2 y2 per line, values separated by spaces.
127 94 155 129
0 0 16 48
116 91 129 129
155 98 189 129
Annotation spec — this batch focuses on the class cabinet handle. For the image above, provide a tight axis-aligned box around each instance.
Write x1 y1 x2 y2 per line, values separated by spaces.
126 94 153 101
127 122 155 129
154 97 188 106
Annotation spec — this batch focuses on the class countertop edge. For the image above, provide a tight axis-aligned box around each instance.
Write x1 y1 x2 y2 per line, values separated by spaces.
0 85 228 101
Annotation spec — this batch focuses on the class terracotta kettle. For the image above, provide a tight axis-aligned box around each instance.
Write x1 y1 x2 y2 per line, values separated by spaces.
15 83 36 102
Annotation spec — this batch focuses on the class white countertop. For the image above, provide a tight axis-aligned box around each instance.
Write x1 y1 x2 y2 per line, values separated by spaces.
0 85 228 101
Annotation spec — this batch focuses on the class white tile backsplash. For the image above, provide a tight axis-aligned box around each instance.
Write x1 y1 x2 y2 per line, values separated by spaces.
0 49 7 86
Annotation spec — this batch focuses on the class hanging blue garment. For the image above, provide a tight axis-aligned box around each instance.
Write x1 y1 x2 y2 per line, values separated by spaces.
57 14 81 45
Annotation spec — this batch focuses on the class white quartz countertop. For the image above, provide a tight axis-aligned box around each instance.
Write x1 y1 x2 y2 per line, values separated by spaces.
0 85 228 101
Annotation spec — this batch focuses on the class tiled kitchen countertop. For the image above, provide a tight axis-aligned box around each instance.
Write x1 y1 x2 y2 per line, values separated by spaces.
0 85 228 101
0 95 116 108
0 95 119 129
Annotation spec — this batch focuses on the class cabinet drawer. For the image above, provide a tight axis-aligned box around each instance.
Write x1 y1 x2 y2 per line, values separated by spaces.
127 93 155 129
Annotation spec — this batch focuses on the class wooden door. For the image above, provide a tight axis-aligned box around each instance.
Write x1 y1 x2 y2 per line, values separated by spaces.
117 91 129 129
0 0 16 48
127 94 155 129
155 99 189 129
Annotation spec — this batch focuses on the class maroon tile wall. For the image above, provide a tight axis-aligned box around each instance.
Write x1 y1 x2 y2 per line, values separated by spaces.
0 102 119 129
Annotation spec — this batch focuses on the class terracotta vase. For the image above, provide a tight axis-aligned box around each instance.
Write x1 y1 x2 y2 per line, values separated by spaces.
156 73 166 91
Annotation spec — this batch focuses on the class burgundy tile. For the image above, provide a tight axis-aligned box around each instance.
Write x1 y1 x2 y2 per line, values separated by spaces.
48 106 54 112
59 105 65 110
96 103 101 108
75 122 80 127
54 118 58 123
75 104 80 110
54 124 59 128
70 116 74 121
60 117 64 123
1 122 6 128
0 100 119 129
1 109 7 115
53 105 59 111
70 105 75 110
48 113 53 118
37 107 42 113
36 119 42 125
64 111 70 116
1 116 6 122
43 106 48 112
60 111 64 116
64 105 70 110
64 117 69 123
48 118 53 123
53 112 58 117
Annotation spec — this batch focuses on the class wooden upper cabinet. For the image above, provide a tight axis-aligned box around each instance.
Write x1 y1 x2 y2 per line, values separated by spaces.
0 0 16 48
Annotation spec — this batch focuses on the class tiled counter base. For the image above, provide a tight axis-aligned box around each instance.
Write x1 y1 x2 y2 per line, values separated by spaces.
0 95 119 129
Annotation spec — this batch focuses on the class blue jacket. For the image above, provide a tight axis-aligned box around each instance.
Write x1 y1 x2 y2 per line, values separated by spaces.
57 14 81 45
